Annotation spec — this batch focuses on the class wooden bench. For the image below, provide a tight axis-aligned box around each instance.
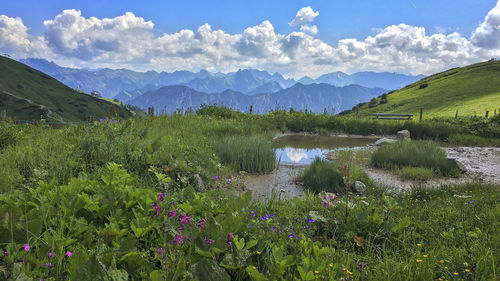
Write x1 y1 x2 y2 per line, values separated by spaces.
372 113 413 120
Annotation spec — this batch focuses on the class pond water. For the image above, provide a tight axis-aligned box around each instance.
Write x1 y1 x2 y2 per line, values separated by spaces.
273 135 374 165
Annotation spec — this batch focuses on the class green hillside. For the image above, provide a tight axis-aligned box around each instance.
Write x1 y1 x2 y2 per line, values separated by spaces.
344 60 500 118
0 56 132 122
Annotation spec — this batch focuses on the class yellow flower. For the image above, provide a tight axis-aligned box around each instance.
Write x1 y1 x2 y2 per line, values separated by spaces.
252 266 257 270
416 259 423 263
423 255 428 258
453 272 459 276
256 251 261 255
439 260 445 264
346 270 353 275
465 269 470 272
314 270 319 274
417 243 422 247
329 263 333 268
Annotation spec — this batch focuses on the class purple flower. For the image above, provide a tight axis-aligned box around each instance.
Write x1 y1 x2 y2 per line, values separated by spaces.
174 235 182 244
157 248 163 255
65 251 72 257
111 119 120 124
323 201 331 208
212 175 219 180
48 252 55 259
322 195 327 200
168 210 177 217
2 251 8 256
17 257 25 264
248 224 254 228
179 214 192 224
204 237 215 246
170 202 176 205
272 226 277 232
22 244 30 252
467 200 475 205
226 241 232 247
295 218 300 221
228 233 234 240
288 234 295 238
197 219 206 229
45 262 52 268
307 218 316 223
158 193 166 202
357 263 365 273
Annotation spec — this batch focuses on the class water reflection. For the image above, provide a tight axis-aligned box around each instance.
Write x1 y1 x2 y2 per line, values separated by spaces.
277 147 328 164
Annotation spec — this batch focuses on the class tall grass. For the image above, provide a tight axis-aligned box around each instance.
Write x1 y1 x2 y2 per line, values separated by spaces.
300 157 345 193
213 135 276 173
371 140 461 177
448 134 500 147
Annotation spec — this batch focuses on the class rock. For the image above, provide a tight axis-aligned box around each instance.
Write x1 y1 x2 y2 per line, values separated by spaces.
354 181 366 194
447 158 467 172
396 129 411 140
374 138 397 145
193 174 205 191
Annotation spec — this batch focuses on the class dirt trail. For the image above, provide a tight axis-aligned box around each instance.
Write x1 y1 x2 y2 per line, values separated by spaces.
0 89 65 123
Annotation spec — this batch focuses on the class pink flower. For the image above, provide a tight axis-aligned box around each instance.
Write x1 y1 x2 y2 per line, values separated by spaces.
157 248 163 255
65 251 72 257
173 235 183 245
48 252 55 259
197 219 206 229
228 233 234 240
322 201 331 208
167 210 177 217
204 237 215 246
226 241 232 247
23 244 30 251
45 262 52 268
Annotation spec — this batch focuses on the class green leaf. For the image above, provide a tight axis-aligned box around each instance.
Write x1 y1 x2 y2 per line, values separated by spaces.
392 217 411 232
234 236 245 250
75 256 110 281
9 263 33 281
189 259 230 281
149 270 163 281
195 248 213 258
244 239 258 250
246 265 267 281
298 266 306 280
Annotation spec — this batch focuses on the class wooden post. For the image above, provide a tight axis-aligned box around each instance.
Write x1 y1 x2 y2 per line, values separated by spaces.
13 116 19 124
324 108 327 115
419 108 423 120
485 110 489 118
0 110 6 121
249 105 253 114
89 115 94 123
455 110 458 118
150 106 154 116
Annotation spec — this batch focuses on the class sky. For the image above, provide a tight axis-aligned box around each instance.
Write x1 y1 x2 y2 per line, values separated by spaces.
1 0 499 78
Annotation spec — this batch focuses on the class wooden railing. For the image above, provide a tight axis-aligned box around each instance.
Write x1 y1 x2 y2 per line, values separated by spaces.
372 113 413 120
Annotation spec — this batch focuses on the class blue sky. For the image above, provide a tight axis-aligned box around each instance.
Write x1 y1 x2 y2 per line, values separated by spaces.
1 0 499 77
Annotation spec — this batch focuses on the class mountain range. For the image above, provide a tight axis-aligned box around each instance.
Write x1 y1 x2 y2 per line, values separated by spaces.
129 83 386 114
20 58 423 100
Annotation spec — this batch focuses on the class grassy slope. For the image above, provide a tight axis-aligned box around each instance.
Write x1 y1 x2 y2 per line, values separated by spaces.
350 60 500 118
0 56 132 122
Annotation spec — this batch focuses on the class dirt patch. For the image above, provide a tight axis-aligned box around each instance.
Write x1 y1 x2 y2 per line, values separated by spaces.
241 164 307 201
363 146 500 191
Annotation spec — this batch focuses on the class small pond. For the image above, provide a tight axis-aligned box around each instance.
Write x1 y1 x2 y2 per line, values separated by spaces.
273 135 374 165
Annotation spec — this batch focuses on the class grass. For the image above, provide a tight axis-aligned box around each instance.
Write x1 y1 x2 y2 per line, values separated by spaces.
0 56 132 122
398 166 435 180
448 133 500 147
346 60 500 119
299 157 345 193
213 135 276 173
0 115 499 280
371 140 461 177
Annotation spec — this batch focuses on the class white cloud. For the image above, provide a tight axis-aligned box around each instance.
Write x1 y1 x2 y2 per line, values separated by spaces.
471 0 500 49
289 6 319 27
0 3 499 78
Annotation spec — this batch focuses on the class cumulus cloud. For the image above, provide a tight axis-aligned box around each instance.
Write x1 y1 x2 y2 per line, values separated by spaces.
289 6 319 27
0 4 499 78
471 0 500 49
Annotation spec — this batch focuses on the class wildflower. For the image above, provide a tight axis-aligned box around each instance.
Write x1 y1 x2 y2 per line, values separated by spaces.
170 202 176 205
314 270 319 274
439 259 444 264
453 272 459 276
357 263 365 272
248 224 254 228
177 225 186 232
322 201 331 208
252 266 257 270
307 218 316 223
416 260 423 263
167 210 177 217
17 257 25 264
256 251 261 255
250 210 257 217
173 235 182 245
157 248 163 255
423 255 428 258
2 251 8 256
22 244 30 251
295 218 300 221
158 193 166 202
466 200 475 205
465 269 470 272
288 234 295 238
226 241 232 247
197 219 206 229
346 269 353 275
417 243 422 247
212 175 219 180
204 237 215 246
228 233 234 240
322 195 327 200
179 214 192 224
329 263 333 268
48 252 55 259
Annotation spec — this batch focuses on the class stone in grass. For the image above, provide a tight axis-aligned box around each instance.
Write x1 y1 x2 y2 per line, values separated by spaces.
354 181 366 194
374 138 397 145
447 158 467 172
193 174 205 191
396 129 411 140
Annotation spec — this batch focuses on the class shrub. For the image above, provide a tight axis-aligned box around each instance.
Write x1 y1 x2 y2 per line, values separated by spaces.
300 157 345 193
371 140 460 177
213 135 275 173
368 98 378 108
448 134 500 147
